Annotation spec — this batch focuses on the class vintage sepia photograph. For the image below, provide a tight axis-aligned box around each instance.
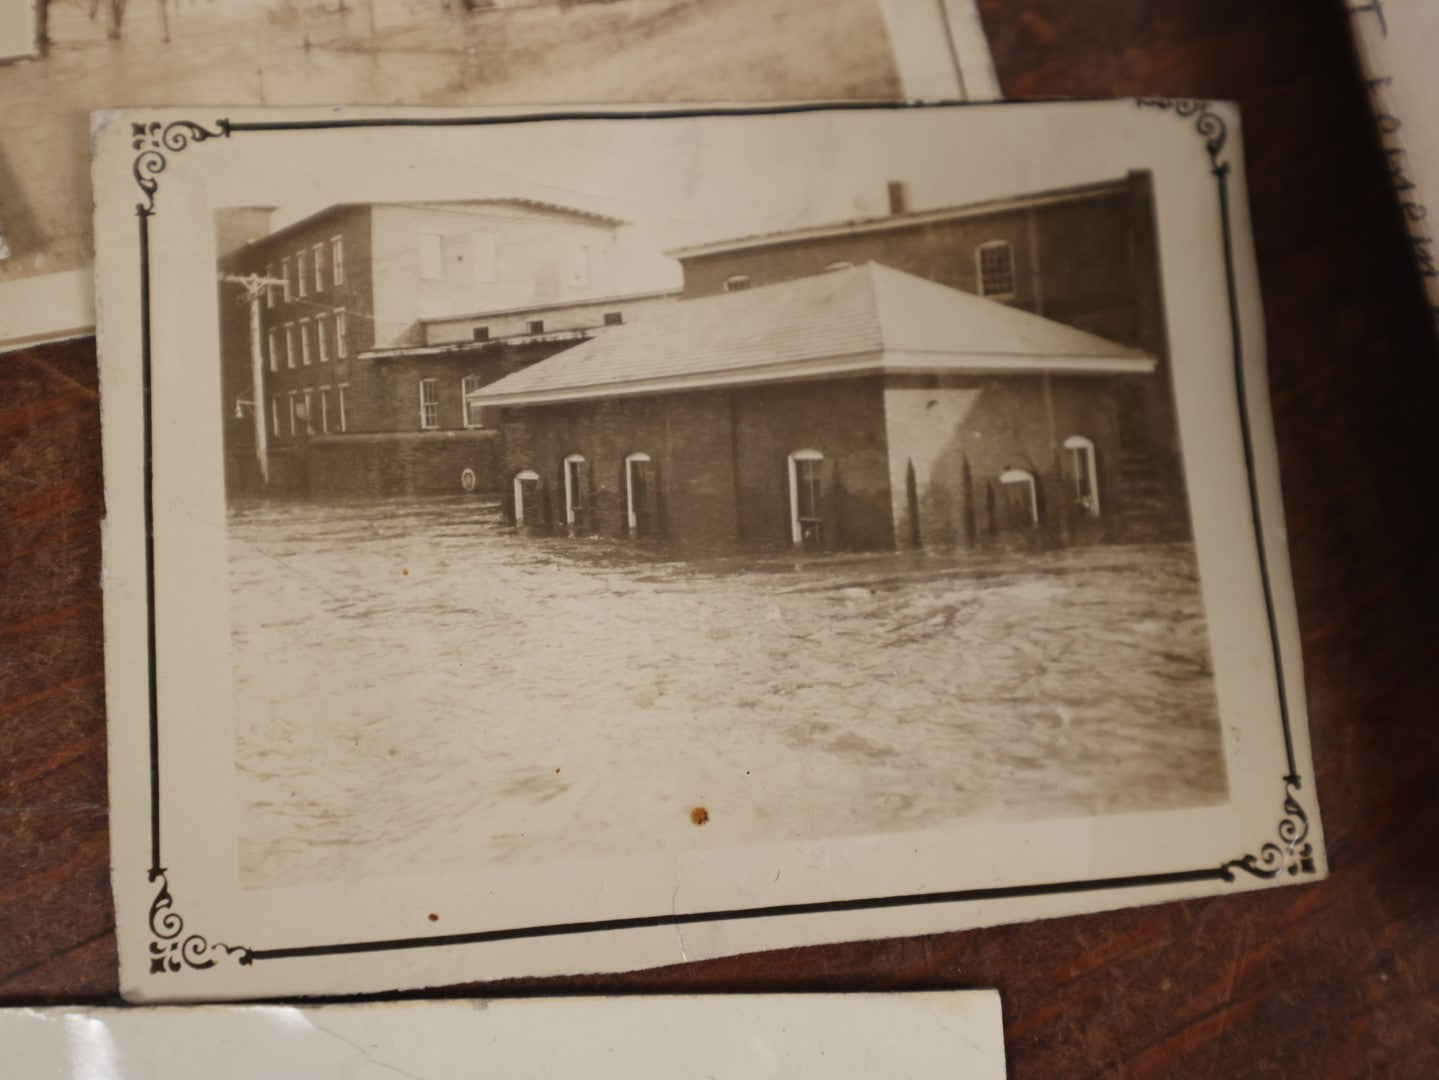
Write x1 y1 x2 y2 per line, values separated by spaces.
0 0 991 297
213 139 1227 891
94 102 1321 1000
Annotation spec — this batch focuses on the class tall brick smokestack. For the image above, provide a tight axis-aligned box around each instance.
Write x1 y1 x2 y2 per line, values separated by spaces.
887 180 910 215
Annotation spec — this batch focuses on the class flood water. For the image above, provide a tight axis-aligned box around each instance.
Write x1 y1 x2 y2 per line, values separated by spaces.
230 496 1227 890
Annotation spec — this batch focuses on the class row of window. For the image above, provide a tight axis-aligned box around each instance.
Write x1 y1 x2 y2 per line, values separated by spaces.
1000 436 1102 525
271 385 349 437
419 376 488 430
468 310 623 342
518 449 824 544
265 236 345 307
517 436 1100 545
267 311 349 371
719 239 1016 299
511 451 659 537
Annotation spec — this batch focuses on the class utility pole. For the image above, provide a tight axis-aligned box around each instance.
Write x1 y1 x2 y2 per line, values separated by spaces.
219 272 286 488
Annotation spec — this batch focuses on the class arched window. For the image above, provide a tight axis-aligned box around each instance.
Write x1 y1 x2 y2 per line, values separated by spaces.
976 240 1015 299
562 454 587 528
787 450 825 547
724 274 751 292
513 470 540 527
999 468 1039 528
625 452 657 537
1063 435 1100 516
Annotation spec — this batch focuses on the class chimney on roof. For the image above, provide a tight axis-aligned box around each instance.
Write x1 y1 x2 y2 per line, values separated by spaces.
887 181 910 216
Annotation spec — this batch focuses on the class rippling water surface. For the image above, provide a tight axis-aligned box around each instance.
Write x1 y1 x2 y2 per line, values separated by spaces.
230 496 1226 889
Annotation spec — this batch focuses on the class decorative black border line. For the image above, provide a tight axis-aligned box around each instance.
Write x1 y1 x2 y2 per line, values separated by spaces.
129 99 1315 977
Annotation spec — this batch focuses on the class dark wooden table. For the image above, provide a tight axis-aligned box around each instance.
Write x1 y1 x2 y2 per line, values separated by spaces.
3 1 1436 1074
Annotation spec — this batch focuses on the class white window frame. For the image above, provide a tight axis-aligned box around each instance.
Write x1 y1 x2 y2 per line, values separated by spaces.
302 388 314 435
284 323 296 369
270 396 280 437
419 231 444 281
624 452 652 534
267 328 278 372
335 309 348 359
999 468 1039 526
461 375 484 428
265 264 276 308
287 392 298 436
786 449 824 546
419 378 439 430
312 242 325 292
337 383 349 432
296 250 308 298
976 239 1016 300
513 469 540 526
563 453 586 526
300 317 313 365
724 274 751 292
317 316 330 363
319 385 331 434
331 236 345 286
1063 435 1101 516
281 258 293 302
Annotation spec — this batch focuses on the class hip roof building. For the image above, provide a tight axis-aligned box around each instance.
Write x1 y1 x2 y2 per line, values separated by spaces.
473 262 1159 551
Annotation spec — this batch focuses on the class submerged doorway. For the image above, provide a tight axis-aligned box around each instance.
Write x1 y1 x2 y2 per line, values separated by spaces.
625 452 657 538
787 449 825 549
513 470 540 527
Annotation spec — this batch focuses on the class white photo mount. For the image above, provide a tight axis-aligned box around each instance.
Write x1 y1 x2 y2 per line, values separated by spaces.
5 993 1006 1078
95 100 1323 1002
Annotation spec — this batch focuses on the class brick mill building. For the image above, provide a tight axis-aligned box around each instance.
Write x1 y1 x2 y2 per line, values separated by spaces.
471 172 1189 552
217 198 678 495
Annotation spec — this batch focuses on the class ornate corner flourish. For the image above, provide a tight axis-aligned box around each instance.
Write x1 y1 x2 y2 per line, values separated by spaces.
1136 98 1229 173
148 868 253 974
132 119 231 217
1220 776 1318 881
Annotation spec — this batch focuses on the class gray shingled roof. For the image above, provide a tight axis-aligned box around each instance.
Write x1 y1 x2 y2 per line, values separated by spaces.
470 262 1153 406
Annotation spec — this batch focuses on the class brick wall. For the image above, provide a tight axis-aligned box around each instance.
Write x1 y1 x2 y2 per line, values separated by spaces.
882 373 1140 549
260 430 502 497
498 378 894 552
493 372 1162 554
499 390 739 548
219 205 377 460
678 179 1148 348
731 378 894 550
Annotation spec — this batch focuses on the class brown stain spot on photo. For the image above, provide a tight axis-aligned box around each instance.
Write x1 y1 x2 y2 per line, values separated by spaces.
554 767 561 773
428 913 439 922
402 568 409 576
690 806 709 826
